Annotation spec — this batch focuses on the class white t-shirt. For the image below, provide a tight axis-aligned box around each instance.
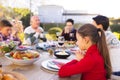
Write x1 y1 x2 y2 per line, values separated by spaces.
24 26 44 44
105 31 120 49
105 31 120 72
24 26 44 38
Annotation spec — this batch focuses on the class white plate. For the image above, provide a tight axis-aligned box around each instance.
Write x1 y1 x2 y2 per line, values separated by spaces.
41 59 70 71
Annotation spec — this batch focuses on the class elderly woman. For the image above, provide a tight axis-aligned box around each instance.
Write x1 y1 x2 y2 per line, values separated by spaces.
12 19 24 42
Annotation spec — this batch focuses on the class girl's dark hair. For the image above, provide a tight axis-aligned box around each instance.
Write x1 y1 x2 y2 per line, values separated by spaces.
66 19 74 25
0 19 12 27
77 24 112 79
93 15 109 31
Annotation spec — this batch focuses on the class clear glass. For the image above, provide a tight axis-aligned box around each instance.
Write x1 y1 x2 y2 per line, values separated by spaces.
58 36 65 47
56 32 61 38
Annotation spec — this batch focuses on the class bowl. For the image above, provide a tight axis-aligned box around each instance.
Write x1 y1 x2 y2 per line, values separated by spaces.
5 50 40 65
54 51 71 59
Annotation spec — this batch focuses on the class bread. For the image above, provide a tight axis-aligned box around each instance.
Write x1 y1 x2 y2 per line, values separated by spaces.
0 74 3 80
0 69 18 80
2 74 17 80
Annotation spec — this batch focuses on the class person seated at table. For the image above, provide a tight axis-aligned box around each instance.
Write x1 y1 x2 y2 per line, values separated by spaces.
11 19 24 43
24 16 46 45
92 15 120 76
0 19 21 45
61 19 77 41
59 24 112 80
92 15 120 49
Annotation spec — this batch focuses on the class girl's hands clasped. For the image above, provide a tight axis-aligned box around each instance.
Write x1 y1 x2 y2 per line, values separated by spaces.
73 50 85 61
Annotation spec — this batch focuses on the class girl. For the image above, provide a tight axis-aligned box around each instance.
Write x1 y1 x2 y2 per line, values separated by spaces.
92 15 120 76
59 24 112 80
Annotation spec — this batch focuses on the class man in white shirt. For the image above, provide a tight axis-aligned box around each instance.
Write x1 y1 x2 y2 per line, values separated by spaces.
92 15 120 49
24 16 45 44
92 15 120 76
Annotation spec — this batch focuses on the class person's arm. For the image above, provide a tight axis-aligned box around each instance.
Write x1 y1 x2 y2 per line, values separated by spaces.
0 35 3 41
73 29 77 41
59 56 96 77
24 33 36 44
34 27 44 39
33 32 40 38
13 36 22 45
24 28 39 43
39 27 44 32
61 30 65 36
61 29 70 41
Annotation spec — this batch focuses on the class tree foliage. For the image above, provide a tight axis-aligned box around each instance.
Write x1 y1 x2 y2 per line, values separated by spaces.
0 4 31 27
110 18 120 33
13 8 30 17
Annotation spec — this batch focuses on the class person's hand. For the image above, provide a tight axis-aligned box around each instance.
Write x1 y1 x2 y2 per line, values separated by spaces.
35 29 42 33
11 30 17 37
64 26 70 34
73 50 85 61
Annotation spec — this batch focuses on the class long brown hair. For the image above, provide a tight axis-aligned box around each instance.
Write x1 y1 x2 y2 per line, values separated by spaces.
77 24 112 79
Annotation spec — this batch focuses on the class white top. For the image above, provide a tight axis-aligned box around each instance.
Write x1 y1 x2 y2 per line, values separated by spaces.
24 26 44 38
105 31 120 49
105 31 120 72
23 26 44 44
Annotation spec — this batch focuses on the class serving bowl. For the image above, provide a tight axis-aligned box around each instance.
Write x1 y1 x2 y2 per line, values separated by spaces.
5 50 40 65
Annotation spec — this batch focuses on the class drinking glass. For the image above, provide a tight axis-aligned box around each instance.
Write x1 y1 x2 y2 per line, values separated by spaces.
56 32 61 38
58 36 65 47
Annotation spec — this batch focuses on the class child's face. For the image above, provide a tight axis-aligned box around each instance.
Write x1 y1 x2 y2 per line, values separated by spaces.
76 33 86 50
0 27 11 36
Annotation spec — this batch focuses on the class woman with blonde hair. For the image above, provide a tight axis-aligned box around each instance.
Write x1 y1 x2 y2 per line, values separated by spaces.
12 20 24 42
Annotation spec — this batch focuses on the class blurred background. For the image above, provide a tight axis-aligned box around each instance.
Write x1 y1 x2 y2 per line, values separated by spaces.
0 0 120 40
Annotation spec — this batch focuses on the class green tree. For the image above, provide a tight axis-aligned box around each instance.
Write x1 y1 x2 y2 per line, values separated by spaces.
13 8 31 27
0 4 31 27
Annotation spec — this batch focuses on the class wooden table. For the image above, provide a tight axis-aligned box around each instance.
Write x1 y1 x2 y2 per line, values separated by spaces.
0 51 81 80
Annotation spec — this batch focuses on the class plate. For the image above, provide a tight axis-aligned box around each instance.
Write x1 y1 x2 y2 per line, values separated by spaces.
41 60 58 71
41 59 70 71
16 46 33 51
36 42 50 50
